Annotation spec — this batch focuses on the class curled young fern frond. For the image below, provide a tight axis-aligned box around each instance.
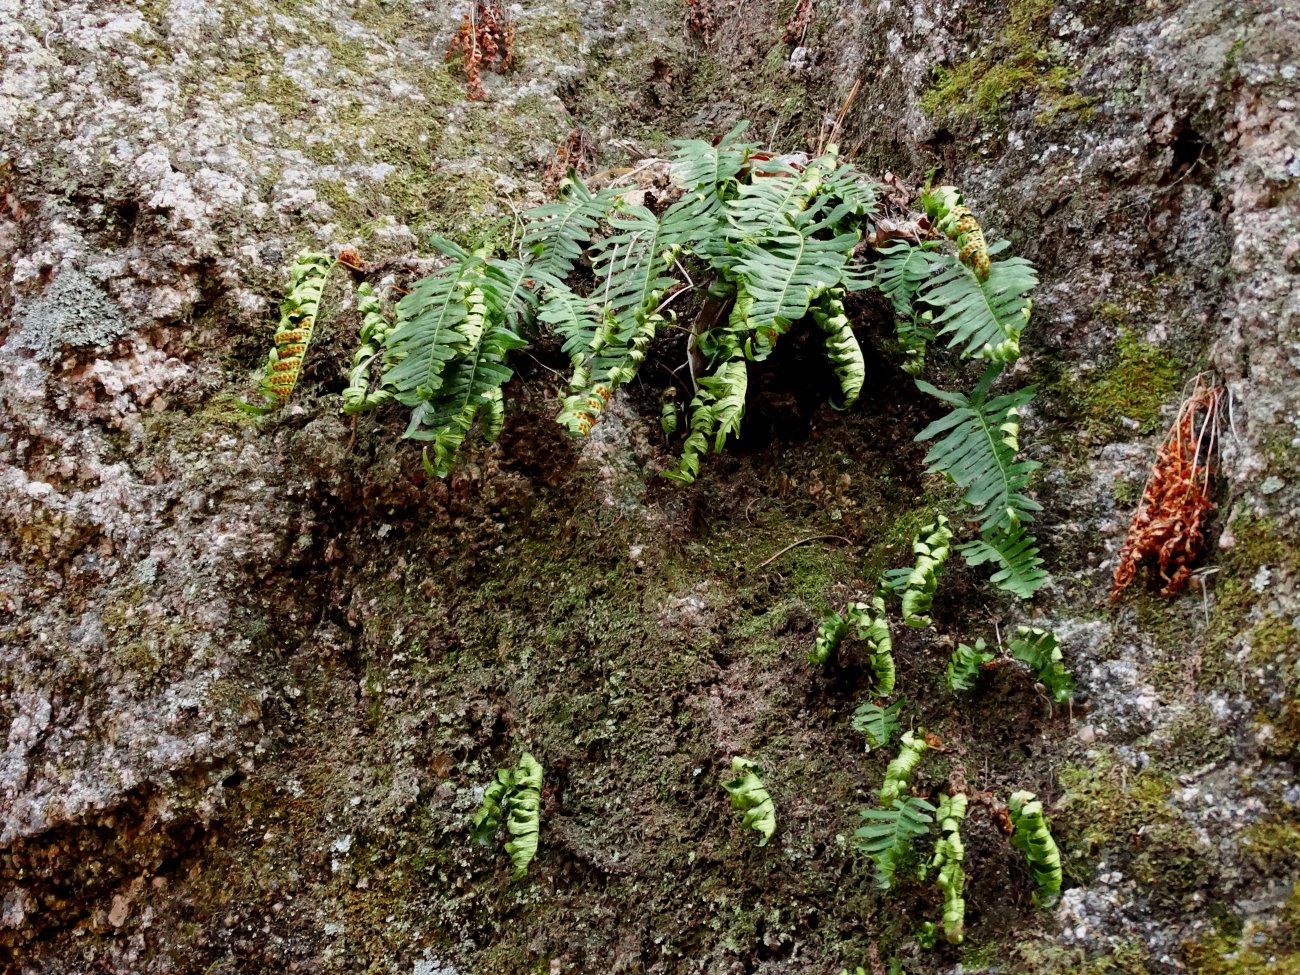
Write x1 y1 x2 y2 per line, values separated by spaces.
879 729 931 805
947 638 994 694
505 752 543 878
957 525 1049 598
246 251 335 413
812 291 865 408
664 359 748 483
343 282 396 414
723 757 777 847
1009 626 1074 702
921 185 991 281
930 792 969 944
1009 790 1062 906
851 698 905 750
809 609 849 666
915 370 1041 537
849 594 895 695
471 752 544 878
883 516 953 628
855 796 935 889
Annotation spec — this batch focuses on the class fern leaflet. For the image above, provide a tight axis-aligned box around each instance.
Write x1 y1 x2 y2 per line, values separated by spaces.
1009 790 1062 906
880 729 931 805
946 638 994 693
723 757 777 847
883 515 953 628
1009 626 1073 702
855 797 935 889
957 526 1048 598
915 371 1041 537
471 752 544 878
851 699 905 750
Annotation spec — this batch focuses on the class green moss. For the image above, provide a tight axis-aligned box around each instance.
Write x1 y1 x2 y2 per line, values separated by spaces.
1183 883 1300 973
1240 821 1300 873
1083 328 1186 436
1013 939 1154 975
920 0 1094 125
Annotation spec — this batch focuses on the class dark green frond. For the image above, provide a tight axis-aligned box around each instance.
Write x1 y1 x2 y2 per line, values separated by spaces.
919 251 1036 361
958 526 1049 598
915 378 1041 536
521 175 620 279
855 797 936 889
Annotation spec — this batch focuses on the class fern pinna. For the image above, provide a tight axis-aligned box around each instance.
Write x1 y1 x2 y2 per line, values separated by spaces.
472 752 544 878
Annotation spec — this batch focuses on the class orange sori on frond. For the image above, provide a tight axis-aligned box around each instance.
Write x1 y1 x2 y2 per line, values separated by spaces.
1111 373 1225 600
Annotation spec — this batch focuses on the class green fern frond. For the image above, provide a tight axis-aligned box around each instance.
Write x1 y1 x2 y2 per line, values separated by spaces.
245 251 335 413
722 757 777 847
521 175 621 279
670 121 754 191
343 282 396 414
883 516 953 628
812 292 865 408
471 752 544 878
848 594 895 695
957 526 1048 598
407 320 526 476
382 251 488 404
921 185 992 281
918 250 1036 361
872 241 938 318
1009 790 1062 906
851 698 905 750
1009 626 1073 702
505 752 543 878
915 373 1041 537
930 792 969 944
880 729 931 805
946 638 994 694
855 796 935 889
809 609 849 666
664 359 748 483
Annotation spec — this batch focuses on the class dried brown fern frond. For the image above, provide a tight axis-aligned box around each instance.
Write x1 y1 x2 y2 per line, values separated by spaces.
784 0 813 43
446 0 515 100
543 128 598 191
1111 373 1224 600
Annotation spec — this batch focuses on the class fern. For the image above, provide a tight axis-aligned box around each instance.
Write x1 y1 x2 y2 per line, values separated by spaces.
851 595 896 695
946 638 994 693
722 757 777 847
1009 626 1074 702
379 241 530 474
851 698 905 750
505 752 543 878
245 251 335 413
921 185 991 281
521 174 620 279
929 792 969 944
917 247 1035 362
883 516 953 628
872 240 938 318
343 282 396 413
664 359 748 483
855 796 935 889
915 370 1041 537
812 292 865 408
670 122 754 194
809 609 849 666
471 752 544 878
1009 790 1062 906
957 525 1048 598
879 729 931 805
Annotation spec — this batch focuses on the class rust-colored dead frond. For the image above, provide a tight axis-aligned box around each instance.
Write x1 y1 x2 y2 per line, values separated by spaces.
543 127 598 191
446 0 515 100
684 0 719 44
784 0 813 43
1111 373 1225 601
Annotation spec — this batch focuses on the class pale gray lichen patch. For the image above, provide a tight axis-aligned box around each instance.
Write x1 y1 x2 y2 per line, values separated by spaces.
10 267 134 361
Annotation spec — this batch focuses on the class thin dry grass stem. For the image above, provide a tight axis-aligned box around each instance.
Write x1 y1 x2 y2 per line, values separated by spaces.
816 79 860 156
1111 372 1225 600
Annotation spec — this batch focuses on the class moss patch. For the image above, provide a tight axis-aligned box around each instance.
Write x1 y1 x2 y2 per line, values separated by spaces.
1082 325 1187 436
920 0 1095 126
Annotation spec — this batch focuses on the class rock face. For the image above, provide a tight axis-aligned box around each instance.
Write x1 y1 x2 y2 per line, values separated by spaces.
1 0 1297 973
